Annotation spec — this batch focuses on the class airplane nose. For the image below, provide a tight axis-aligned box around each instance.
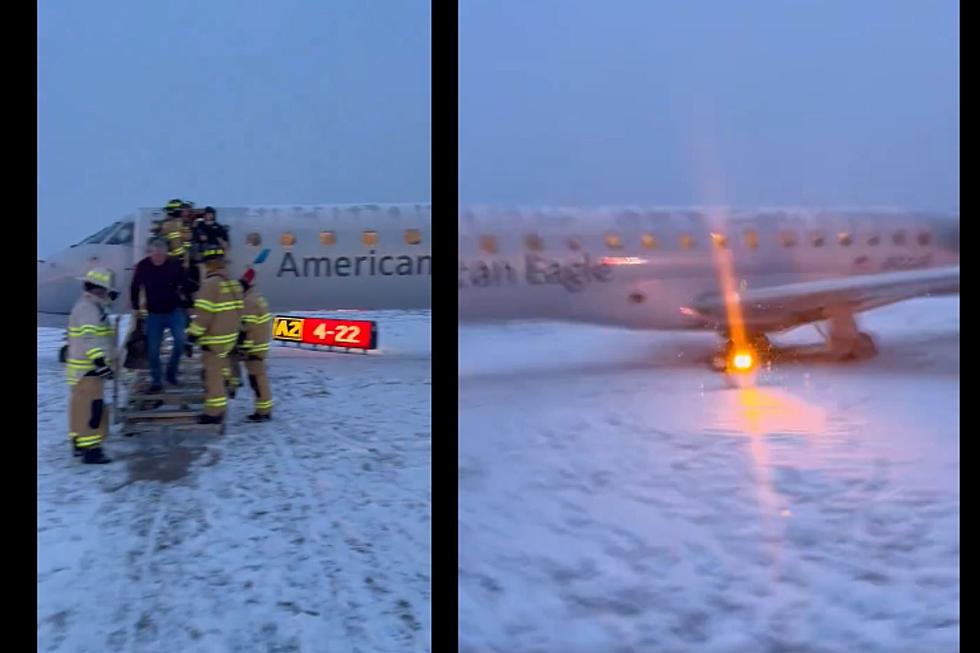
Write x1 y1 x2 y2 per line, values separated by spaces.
37 260 80 315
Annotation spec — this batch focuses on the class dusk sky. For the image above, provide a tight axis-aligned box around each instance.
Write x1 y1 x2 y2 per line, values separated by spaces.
459 0 958 211
38 0 431 255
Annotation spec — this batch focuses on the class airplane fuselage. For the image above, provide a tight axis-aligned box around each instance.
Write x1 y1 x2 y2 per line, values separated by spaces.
38 204 432 327
458 208 959 332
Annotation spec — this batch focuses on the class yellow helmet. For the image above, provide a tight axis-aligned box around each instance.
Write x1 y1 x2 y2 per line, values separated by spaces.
78 267 117 293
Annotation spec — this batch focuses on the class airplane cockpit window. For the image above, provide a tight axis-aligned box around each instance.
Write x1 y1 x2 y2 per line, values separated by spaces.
246 232 262 246
106 221 134 245
76 222 120 246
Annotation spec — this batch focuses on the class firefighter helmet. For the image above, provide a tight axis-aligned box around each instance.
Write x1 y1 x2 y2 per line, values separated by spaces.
79 267 117 293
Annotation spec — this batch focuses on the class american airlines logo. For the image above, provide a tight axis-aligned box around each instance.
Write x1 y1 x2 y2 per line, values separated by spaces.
458 253 614 292
275 251 431 278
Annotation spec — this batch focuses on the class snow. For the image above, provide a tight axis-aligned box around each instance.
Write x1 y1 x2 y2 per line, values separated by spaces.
459 298 959 653
37 311 431 653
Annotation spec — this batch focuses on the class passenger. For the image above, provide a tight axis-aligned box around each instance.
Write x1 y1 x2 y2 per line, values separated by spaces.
193 206 230 254
130 238 191 392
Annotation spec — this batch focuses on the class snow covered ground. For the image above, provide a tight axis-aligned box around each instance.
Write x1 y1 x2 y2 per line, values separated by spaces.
37 311 431 653
459 298 959 653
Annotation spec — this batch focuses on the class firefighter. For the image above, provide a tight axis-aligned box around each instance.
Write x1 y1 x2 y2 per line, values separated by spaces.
159 200 188 264
237 268 273 421
179 201 196 265
185 247 244 424
66 267 119 464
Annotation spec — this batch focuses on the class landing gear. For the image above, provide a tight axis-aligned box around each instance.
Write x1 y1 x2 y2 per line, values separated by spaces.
708 307 880 373
823 307 878 361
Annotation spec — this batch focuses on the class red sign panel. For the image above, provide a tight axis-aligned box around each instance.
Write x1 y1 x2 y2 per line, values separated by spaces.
273 316 377 350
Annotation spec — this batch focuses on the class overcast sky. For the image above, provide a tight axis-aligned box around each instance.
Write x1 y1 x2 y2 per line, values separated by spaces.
458 0 958 211
38 0 430 255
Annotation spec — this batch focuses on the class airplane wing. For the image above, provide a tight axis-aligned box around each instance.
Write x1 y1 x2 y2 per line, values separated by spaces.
689 265 959 332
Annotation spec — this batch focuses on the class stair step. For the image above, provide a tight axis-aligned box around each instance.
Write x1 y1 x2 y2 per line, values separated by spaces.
124 409 201 420
128 391 205 400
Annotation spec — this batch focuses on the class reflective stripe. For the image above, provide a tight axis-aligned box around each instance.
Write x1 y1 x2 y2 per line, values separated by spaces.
75 434 103 448
68 431 78 440
255 400 273 408
194 299 244 313
68 325 112 335
187 323 206 336
204 397 228 407
241 313 271 324
86 348 105 361
199 333 239 346
249 343 270 352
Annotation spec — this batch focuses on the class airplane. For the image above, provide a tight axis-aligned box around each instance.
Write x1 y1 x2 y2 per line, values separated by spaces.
38 204 432 359
458 207 959 372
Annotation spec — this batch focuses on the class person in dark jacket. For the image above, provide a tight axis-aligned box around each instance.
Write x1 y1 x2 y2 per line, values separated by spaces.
130 238 191 391
193 207 229 254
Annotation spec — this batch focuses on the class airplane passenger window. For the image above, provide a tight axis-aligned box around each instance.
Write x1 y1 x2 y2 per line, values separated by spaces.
917 232 932 246
838 233 853 246
405 229 422 245
280 232 296 247
893 230 907 246
680 234 695 250
320 231 336 246
525 234 543 251
77 223 120 245
246 232 262 246
605 233 623 249
868 235 881 246
744 230 759 249
362 230 379 247
567 238 581 251
641 233 657 249
106 222 134 245
811 233 825 247
779 232 797 247
711 233 728 249
479 235 497 254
